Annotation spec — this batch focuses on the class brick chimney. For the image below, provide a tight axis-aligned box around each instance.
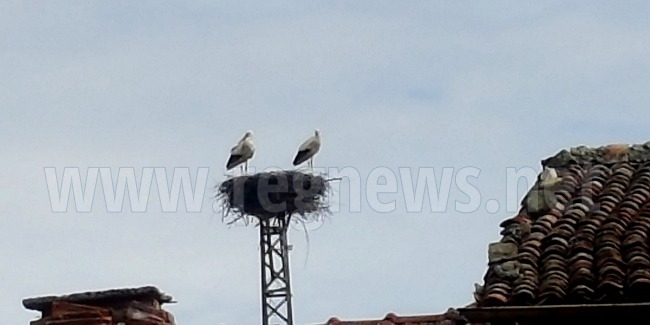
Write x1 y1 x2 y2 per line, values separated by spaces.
22 286 176 324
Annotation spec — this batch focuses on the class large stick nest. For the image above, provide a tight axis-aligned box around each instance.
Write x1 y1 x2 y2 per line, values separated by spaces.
215 170 331 224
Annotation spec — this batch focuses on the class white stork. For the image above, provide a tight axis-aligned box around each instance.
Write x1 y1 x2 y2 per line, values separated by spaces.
226 131 255 174
292 129 321 169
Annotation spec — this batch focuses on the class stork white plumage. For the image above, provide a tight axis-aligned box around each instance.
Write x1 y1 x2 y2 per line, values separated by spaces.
226 131 255 174
292 129 321 170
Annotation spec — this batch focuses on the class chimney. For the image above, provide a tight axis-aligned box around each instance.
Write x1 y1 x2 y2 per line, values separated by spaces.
22 286 176 325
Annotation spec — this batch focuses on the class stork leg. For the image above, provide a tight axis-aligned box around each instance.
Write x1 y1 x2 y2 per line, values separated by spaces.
240 164 244 175
245 160 249 174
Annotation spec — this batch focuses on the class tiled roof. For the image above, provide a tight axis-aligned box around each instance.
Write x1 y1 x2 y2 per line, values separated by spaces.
27 300 175 325
23 286 173 312
324 308 468 325
476 142 650 307
22 286 176 325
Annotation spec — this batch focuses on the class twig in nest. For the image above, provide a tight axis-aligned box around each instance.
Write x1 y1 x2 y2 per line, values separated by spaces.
215 170 331 225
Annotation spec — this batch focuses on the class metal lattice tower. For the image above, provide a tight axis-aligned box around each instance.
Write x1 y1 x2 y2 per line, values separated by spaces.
259 215 294 325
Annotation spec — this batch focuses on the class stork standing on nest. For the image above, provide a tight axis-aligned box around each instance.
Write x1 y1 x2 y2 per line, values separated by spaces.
292 129 321 170
226 131 255 174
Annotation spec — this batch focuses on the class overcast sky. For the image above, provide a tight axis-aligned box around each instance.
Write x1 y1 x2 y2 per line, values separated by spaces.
3 1 650 324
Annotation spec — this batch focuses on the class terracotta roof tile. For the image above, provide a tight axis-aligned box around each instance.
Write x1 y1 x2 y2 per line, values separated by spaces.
476 142 650 307
23 286 173 312
324 309 468 325
22 286 176 325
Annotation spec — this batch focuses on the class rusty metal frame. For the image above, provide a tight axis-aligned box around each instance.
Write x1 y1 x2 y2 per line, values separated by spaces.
259 216 294 325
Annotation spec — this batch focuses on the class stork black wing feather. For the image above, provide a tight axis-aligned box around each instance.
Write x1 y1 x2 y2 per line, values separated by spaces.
226 154 243 169
293 149 311 166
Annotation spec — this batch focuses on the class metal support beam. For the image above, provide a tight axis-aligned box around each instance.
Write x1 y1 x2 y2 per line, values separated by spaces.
259 216 294 325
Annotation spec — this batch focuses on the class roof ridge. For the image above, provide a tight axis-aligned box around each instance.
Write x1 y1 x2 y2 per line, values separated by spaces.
325 308 465 324
541 142 650 168
22 286 173 312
